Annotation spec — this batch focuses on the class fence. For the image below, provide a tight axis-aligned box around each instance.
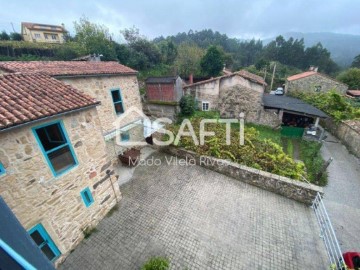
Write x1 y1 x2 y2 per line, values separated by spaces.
312 192 345 269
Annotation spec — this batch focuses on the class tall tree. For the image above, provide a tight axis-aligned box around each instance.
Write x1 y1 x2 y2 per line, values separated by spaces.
0 31 10 40
200 46 224 77
121 27 161 70
351 54 360 68
174 43 204 76
74 17 117 61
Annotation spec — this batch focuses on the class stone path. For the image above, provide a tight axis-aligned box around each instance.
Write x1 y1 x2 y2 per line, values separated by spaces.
322 133 360 252
60 152 327 270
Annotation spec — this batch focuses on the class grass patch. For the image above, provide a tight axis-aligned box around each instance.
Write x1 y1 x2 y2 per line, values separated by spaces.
147 100 178 106
193 110 220 119
299 140 328 186
141 257 170 270
246 123 281 145
286 139 294 158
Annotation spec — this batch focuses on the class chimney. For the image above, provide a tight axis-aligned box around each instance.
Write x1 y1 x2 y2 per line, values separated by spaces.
189 74 193 84
314 67 318 72
309 65 314 71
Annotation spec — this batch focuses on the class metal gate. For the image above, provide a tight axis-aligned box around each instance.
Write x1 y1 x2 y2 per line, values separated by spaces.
312 192 346 270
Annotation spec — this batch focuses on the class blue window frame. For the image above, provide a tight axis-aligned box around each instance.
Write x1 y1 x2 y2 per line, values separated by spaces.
111 89 124 115
28 224 61 262
0 162 5 176
80 187 94 207
121 131 130 142
32 121 78 177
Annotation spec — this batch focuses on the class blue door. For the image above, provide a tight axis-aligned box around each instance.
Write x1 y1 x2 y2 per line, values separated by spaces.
28 224 61 262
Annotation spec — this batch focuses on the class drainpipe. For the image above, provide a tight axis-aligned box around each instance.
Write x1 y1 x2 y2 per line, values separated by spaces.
106 169 119 203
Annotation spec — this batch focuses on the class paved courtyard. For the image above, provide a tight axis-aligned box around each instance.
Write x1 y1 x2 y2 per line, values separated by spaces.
60 152 327 270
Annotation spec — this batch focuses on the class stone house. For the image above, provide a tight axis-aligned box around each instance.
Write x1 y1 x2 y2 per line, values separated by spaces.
285 68 348 94
0 61 145 162
0 73 121 266
183 70 267 123
21 22 67 43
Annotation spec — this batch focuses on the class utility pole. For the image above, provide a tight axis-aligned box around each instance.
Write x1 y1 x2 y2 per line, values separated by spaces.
270 63 276 91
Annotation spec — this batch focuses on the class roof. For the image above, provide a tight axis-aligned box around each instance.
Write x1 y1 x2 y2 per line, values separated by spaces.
347 90 360 97
287 71 348 87
0 73 99 131
263 94 328 118
0 61 137 77
145 76 178 84
183 70 267 88
21 22 66 33
287 71 317 81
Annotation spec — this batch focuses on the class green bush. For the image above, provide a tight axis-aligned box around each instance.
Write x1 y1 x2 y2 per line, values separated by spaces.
289 89 360 122
141 257 169 270
168 117 305 180
179 95 197 117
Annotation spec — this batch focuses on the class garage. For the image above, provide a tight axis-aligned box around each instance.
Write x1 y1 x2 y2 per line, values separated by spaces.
263 95 328 137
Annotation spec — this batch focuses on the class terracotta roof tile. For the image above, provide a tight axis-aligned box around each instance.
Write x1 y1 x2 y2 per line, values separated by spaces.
184 70 267 88
287 71 318 81
0 61 137 76
0 73 99 130
347 90 360 97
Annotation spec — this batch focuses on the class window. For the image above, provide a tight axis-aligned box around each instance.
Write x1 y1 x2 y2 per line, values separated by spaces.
34 33 41 38
51 34 57 40
0 162 5 176
33 121 78 177
28 224 61 262
121 131 130 142
111 89 124 114
80 187 94 207
44 34 48 39
202 101 209 111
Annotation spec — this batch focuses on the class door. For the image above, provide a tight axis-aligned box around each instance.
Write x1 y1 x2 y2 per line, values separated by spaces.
28 224 61 262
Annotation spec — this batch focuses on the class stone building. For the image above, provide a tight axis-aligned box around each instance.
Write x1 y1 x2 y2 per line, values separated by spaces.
183 70 267 123
0 73 121 266
0 61 146 161
286 68 348 94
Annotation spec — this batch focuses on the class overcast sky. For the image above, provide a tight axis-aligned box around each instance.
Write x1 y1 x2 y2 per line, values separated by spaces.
0 0 359 41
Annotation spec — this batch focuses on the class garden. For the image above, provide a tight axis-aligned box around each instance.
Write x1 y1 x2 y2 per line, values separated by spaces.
168 102 328 186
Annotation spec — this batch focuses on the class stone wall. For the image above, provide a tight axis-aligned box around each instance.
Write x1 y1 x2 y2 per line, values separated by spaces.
184 74 265 112
143 102 180 121
163 147 322 205
286 73 348 94
59 75 143 134
257 109 282 128
322 119 360 158
218 84 264 123
0 107 121 266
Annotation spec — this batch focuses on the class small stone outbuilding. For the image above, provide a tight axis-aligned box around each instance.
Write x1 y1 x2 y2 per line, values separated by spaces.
286 68 348 94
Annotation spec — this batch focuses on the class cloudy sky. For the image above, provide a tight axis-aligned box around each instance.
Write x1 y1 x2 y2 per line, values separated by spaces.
0 0 359 41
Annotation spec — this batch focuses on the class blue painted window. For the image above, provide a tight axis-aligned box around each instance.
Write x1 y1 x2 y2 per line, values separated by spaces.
121 131 130 142
33 121 78 177
0 162 5 176
28 224 61 262
80 187 94 207
111 89 124 114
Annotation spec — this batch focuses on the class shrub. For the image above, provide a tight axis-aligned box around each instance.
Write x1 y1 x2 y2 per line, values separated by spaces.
141 257 170 270
179 95 196 116
289 89 360 122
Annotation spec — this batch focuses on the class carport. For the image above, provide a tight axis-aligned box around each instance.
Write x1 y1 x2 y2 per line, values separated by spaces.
263 95 328 137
